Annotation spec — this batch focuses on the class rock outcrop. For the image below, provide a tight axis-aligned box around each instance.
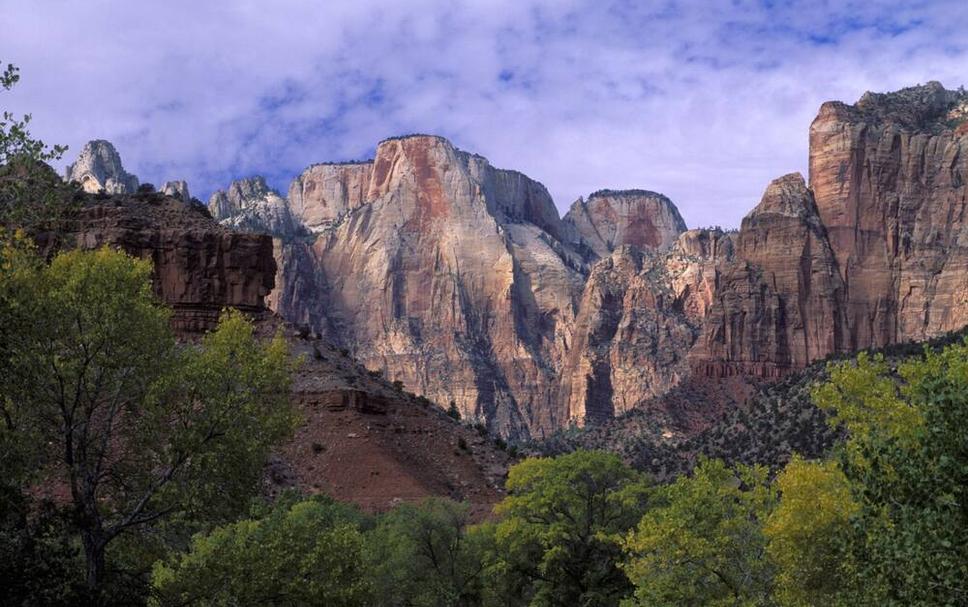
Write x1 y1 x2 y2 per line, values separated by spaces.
208 176 301 237
161 179 192 203
690 174 848 377
64 140 139 194
301 136 582 439
558 246 697 424
809 82 968 350
91 80 965 439
66 193 276 332
564 189 687 257
288 162 373 233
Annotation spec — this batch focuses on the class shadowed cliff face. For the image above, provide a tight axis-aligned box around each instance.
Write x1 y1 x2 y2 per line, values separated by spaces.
689 174 848 377
59 193 276 333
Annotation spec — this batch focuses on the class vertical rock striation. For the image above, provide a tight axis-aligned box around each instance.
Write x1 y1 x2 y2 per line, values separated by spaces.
809 82 968 349
689 174 848 377
74 80 968 437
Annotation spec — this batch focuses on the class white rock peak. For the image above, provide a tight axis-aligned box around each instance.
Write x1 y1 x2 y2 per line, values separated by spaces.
64 140 139 194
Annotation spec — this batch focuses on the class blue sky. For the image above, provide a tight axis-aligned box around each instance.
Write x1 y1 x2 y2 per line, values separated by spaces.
2 0 966 227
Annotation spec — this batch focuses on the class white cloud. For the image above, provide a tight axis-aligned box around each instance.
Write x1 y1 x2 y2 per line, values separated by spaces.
2 0 966 227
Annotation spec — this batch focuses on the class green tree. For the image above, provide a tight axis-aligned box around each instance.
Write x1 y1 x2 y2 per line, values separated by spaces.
151 495 370 606
1 245 296 595
811 342 968 606
623 458 776 607
0 61 73 231
492 450 651 607
764 457 858 607
367 498 490 607
0 62 66 164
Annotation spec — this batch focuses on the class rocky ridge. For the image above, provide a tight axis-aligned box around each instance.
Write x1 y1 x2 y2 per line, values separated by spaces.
67 81 968 441
563 189 687 257
51 190 509 515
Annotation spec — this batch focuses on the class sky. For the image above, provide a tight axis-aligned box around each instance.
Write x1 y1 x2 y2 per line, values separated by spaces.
2 0 967 228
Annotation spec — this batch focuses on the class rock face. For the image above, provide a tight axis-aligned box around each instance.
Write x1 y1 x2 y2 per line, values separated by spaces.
198 82 968 437
809 82 968 350
564 190 687 257
690 174 848 377
301 136 582 438
288 162 373 233
66 193 276 332
64 140 139 194
161 180 192 203
208 176 301 238
558 246 696 424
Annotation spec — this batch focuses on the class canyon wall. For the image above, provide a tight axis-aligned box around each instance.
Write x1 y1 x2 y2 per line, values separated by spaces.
67 194 276 332
65 82 968 438
809 82 968 349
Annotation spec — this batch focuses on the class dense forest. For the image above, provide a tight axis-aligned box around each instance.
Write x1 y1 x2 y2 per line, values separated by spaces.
3 62 967 606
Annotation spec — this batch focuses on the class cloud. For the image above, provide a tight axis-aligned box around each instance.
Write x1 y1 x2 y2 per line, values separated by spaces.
2 0 966 227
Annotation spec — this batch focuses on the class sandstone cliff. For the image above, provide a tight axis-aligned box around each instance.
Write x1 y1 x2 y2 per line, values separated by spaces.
564 189 687 258
809 82 968 350
67 192 276 332
301 136 583 439
74 81 968 438
689 174 848 377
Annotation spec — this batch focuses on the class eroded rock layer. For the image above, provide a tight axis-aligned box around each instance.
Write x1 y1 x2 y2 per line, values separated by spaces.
68 81 968 438
67 193 276 332
809 82 968 349
564 189 687 257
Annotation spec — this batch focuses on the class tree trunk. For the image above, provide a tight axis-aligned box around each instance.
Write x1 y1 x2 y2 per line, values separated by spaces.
83 531 106 596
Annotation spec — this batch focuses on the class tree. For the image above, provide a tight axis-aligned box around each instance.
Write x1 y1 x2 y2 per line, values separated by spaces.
151 494 370 606
0 61 73 232
491 450 651 607
764 457 858 607
810 342 968 606
1 245 296 595
623 458 776 607
367 498 490 607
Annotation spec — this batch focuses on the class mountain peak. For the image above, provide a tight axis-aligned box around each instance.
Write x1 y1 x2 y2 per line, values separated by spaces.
64 139 139 194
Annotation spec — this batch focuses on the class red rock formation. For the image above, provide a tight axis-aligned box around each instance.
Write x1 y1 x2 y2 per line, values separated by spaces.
292 135 584 439
564 189 687 258
809 82 968 349
67 194 276 332
689 174 848 377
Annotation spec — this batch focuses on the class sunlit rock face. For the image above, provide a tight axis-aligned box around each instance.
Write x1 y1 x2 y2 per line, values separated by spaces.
192 82 968 436
64 140 139 194
288 162 373 233
809 82 968 350
297 136 584 439
564 189 687 258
